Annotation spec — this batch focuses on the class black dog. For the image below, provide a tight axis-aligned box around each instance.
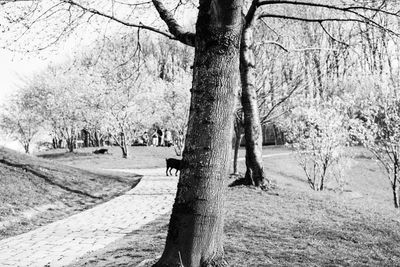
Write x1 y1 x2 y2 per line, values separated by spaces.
166 158 182 176
93 148 109 154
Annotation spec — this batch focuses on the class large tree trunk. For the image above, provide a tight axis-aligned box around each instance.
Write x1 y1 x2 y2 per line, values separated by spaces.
240 23 269 188
154 1 242 266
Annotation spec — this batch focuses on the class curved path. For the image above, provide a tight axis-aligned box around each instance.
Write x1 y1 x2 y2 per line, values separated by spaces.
0 169 178 267
0 152 290 267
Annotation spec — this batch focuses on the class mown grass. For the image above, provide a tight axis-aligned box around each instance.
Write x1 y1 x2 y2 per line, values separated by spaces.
36 146 182 170
67 185 400 266
66 146 400 266
0 146 141 239
36 145 290 171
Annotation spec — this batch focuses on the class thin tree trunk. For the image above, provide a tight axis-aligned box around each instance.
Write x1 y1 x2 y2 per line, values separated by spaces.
67 137 74 153
154 1 242 266
23 143 30 154
318 163 328 191
120 132 128 159
83 129 90 147
240 21 269 188
393 162 399 208
233 120 243 175
52 137 57 149
392 184 399 208
94 131 100 147
273 124 278 146
121 145 128 159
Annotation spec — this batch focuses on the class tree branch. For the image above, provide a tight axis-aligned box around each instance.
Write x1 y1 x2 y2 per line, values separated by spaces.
259 13 365 24
319 21 350 47
260 77 301 124
258 0 400 17
151 0 195 47
244 0 259 29
258 0 400 36
61 0 175 40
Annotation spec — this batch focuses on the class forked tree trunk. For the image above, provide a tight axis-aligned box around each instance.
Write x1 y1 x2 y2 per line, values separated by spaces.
240 23 269 188
154 1 242 266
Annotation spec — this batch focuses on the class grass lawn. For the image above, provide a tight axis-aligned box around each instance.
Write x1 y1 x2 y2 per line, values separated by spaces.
0 146 141 239
35 145 290 171
55 145 400 266
3 145 400 265
36 146 183 170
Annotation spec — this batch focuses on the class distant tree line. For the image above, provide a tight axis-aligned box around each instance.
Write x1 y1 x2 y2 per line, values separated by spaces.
0 34 191 158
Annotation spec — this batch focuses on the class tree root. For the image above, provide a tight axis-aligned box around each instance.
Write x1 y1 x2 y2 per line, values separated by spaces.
201 257 228 267
228 176 275 191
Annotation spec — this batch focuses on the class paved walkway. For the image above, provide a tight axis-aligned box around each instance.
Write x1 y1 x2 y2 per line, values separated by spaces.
0 152 290 267
0 169 178 267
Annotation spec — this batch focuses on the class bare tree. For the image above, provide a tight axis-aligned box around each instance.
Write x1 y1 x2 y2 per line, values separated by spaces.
0 94 43 153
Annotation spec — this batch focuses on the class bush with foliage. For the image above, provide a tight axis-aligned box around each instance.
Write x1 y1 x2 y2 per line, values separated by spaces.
351 89 400 208
285 100 350 191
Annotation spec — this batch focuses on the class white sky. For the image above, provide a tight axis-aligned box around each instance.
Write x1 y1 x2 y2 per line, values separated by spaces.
0 50 48 104
0 0 197 107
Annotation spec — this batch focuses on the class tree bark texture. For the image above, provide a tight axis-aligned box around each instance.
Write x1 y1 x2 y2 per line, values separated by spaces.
240 24 268 188
154 1 243 266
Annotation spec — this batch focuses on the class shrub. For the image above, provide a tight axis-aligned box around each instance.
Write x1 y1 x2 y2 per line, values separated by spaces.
285 101 350 191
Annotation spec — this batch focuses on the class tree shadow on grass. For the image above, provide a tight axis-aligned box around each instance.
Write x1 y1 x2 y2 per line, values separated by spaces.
37 151 94 160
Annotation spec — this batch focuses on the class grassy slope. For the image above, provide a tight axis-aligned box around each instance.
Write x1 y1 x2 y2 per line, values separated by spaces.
67 147 400 266
0 146 141 239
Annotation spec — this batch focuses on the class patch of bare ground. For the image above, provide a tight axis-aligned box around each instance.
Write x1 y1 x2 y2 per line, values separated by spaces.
0 146 141 239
